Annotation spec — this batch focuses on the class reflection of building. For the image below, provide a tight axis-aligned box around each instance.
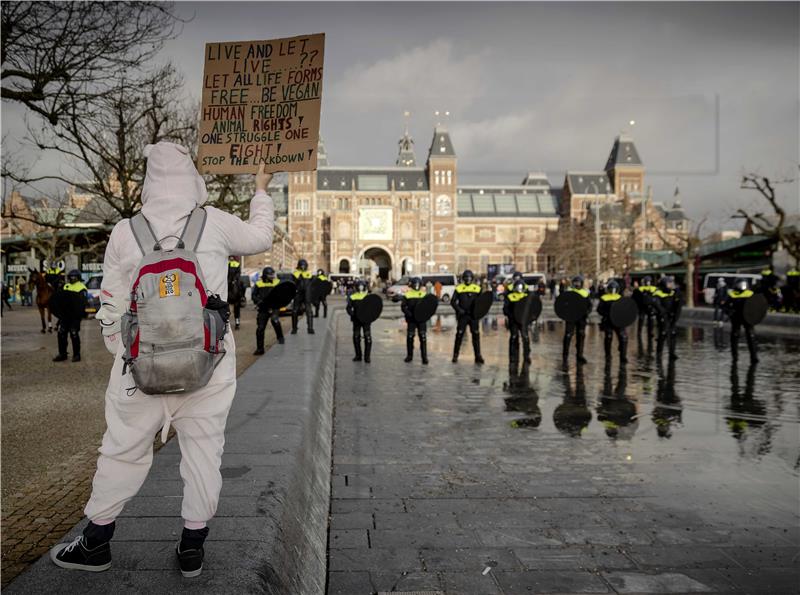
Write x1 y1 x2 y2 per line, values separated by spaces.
284 125 689 280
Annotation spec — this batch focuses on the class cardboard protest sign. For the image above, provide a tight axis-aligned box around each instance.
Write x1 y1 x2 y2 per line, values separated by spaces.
198 33 325 174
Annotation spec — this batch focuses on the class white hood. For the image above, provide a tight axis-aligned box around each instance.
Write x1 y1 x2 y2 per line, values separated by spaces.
141 142 208 245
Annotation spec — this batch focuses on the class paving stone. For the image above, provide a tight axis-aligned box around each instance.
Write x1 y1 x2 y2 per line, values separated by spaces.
494 570 611 593
439 570 504 594
328 529 369 549
327 571 373 595
418 547 523 572
603 571 715 593
513 546 636 571
328 547 422 572
625 545 742 569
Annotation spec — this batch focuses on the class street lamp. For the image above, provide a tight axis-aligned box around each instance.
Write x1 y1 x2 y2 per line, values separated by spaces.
587 181 601 280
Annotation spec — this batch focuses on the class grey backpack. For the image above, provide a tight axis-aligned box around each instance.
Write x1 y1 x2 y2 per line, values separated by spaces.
121 208 227 395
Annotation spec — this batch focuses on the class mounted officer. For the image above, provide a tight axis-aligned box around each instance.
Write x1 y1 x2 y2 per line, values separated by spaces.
562 275 590 365
251 266 284 355
53 269 88 362
45 260 66 291
451 269 484 364
291 258 314 335
346 279 372 363
653 275 681 360
401 277 428 364
597 279 628 364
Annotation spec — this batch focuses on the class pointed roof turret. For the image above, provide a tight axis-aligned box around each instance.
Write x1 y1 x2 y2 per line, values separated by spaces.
428 125 456 159
604 133 642 171
396 128 417 167
317 134 328 166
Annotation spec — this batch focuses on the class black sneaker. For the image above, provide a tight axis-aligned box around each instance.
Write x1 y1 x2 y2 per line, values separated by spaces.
308 329 315 334
176 542 204 578
72 354 81 362
50 535 111 572
253 348 265 355
278 338 285 344
53 354 68 362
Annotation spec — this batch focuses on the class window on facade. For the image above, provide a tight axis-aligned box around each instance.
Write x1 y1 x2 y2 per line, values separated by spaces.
480 255 489 273
503 254 513 265
434 171 441 185
446 170 452 185
435 195 452 216
525 255 535 271
457 256 468 272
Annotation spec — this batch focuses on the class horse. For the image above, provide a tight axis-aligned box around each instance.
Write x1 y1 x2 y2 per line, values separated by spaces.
28 269 54 333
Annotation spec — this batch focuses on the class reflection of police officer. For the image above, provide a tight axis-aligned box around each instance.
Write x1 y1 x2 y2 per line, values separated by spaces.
724 278 758 364
346 279 372 363
504 362 541 428
451 269 484 364
503 279 531 364
314 269 328 318
553 365 591 437
53 270 87 362
562 275 590 364
227 256 243 329
653 276 681 360
401 277 428 364
726 363 767 446
252 266 284 355
596 365 637 440
291 258 314 334
597 280 628 364
652 359 682 438
633 276 656 341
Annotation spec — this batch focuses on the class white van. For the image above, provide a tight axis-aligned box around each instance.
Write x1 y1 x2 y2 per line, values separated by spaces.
387 273 458 303
702 273 760 305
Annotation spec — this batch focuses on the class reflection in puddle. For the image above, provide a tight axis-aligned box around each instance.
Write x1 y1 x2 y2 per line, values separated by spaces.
503 362 541 429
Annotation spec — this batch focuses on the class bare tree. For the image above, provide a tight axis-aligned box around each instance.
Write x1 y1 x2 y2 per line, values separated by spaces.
655 219 706 307
4 64 193 222
1 1 183 124
738 173 800 266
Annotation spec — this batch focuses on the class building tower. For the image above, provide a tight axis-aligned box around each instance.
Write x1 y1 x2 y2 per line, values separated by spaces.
396 127 417 167
426 121 457 273
604 133 644 199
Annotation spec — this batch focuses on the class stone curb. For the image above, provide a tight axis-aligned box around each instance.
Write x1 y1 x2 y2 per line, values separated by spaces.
6 311 339 594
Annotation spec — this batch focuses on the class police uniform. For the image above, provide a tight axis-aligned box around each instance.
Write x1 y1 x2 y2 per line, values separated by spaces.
503 286 531 364
346 286 372 362
597 292 628 364
785 268 799 313
45 265 65 290
633 280 656 340
653 280 681 360
758 268 781 310
724 285 758 363
562 286 590 364
251 273 284 354
314 271 329 318
401 285 428 364
54 273 88 362
291 263 314 334
451 280 484 364
226 259 243 329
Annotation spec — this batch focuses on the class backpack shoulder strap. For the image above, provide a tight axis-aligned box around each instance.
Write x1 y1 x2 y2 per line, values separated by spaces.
180 207 207 253
130 213 160 256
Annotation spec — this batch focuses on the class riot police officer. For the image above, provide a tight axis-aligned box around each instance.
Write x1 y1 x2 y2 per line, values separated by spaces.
346 279 372 363
653 275 681 360
291 258 314 334
724 278 758 364
227 256 243 329
53 269 87 362
633 275 656 341
45 261 65 291
597 279 628 364
401 277 428 364
758 267 781 310
505 271 527 293
314 269 329 318
712 277 728 327
503 279 531 364
562 275 590 364
785 267 799 313
451 269 484 364
251 266 284 355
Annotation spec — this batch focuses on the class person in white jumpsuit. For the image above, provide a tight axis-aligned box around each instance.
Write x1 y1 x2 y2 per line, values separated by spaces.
50 142 275 577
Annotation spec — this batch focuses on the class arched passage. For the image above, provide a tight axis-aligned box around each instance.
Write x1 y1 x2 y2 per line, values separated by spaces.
360 246 393 281
338 258 350 274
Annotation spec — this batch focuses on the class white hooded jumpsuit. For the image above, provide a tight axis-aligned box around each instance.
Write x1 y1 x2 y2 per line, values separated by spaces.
85 142 274 524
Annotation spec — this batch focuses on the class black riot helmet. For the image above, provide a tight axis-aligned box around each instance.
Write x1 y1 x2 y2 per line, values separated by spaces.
658 275 675 291
734 278 748 292
67 269 81 283
262 266 275 281
354 279 368 293
571 275 584 289
297 259 308 271
513 279 527 294
642 275 652 286
606 280 620 295
316 269 325 276
512 271 523 281
409 276 422 290
461 269 474 284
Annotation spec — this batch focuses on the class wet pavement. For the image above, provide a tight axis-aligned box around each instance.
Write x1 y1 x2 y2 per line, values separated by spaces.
327 313 800 594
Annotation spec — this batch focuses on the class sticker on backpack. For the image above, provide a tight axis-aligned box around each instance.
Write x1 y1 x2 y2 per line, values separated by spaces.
159 272 180 297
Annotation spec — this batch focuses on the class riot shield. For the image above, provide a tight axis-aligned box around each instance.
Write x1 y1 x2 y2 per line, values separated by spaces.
414 293 439 323
609 297 638 328
742 293 768 326
513 295 543 325
470 291 494 320
264 281 296 310
555 291 590 322
356 293 383 324
49 290 85 320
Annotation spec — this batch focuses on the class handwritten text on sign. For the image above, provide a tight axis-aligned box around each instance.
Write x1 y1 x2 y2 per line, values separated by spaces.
198 33 324 174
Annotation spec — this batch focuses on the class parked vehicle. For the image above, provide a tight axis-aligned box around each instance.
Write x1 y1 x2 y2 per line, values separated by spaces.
702 273 760 305
387 273 457 303
85 275 103 317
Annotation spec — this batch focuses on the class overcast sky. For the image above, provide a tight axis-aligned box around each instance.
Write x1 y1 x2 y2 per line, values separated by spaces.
4 1 798 231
